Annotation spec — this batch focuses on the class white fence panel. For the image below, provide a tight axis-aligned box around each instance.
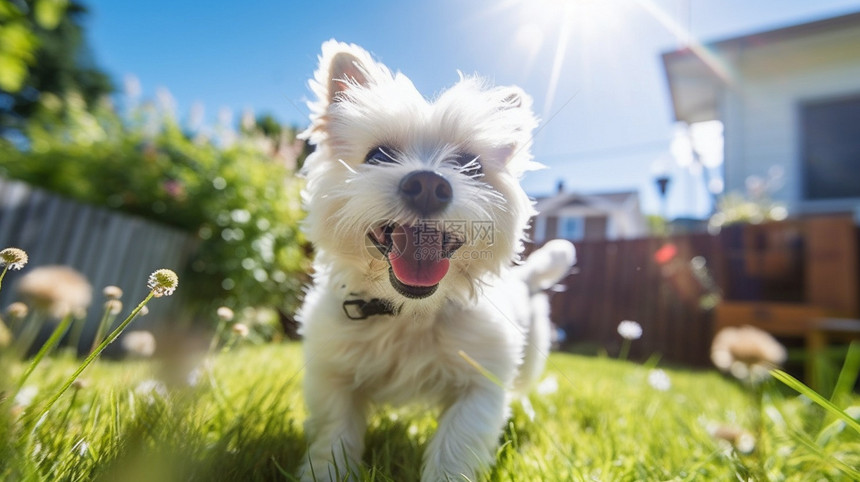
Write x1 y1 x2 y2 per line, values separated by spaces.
0 178 197 351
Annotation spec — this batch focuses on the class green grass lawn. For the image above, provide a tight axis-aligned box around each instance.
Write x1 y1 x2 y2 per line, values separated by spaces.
2 343 858 481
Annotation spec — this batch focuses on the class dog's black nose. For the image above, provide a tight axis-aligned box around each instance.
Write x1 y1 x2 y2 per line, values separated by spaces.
399 170 452 215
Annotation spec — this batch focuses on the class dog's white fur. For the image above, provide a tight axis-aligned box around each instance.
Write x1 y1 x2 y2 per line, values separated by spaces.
297 40 575 481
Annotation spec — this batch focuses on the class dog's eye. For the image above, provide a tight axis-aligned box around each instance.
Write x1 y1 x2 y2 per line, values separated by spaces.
364 146 398 165
453 152 483 178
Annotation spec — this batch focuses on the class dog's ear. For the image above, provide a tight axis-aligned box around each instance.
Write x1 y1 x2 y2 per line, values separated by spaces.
327 51 370 104
488 86 537 168
302 40 383 144
495 86 531 112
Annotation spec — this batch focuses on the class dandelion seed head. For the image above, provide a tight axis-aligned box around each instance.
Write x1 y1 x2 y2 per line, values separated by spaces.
710 424 756 454
147 269 178 297
711 325 786 383
729 361 749 380
17 266 92 319
103 285 123 300
216 306 234 322
104 299 123 315
122 330 157 357
617 320 643 340
7 301 29 320
231 323 249 337
0 247 28 270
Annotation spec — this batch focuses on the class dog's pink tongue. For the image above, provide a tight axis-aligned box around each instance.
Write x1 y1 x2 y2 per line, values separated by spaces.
388 224 450 287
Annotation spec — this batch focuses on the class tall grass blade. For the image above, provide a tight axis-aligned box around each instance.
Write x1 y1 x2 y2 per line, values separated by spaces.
27 292 154 425
831 341 860 403
771 369 860 434
458 350 503 388
785 424 860 480
16 314 73 391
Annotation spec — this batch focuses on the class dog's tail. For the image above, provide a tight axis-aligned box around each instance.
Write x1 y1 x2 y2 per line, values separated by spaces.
519 239 576 294
513 239 575 414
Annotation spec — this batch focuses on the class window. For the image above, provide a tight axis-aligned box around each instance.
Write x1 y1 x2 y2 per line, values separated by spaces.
801 95 860 200
557 216 584 241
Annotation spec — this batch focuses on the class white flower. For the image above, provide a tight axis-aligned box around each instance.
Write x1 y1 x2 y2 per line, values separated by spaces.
187 367 202 387
735 432 756 454
122 330 156 357
14 385 38 408
537 375 559 395
617 320 643 340
76 440 89 457
134 379 167 403
187 359 212 387
648 369 671 391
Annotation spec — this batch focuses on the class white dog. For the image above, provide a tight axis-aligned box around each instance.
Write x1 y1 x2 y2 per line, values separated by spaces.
297 40 575 481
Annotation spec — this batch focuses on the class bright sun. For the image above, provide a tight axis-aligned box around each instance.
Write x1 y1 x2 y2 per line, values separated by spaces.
494 0 640 118
487 0 718 122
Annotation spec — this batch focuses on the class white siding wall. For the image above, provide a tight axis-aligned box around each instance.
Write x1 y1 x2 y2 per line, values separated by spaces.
723 26 860 213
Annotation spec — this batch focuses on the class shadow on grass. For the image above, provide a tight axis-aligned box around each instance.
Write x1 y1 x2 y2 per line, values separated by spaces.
86 392 308 482
360 405 541 481
362 414 426 481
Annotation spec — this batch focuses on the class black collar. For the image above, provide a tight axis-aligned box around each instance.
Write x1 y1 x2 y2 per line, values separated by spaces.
342 297 399 320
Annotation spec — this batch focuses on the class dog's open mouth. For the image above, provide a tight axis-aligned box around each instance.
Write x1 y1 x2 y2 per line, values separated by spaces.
368 223 464 299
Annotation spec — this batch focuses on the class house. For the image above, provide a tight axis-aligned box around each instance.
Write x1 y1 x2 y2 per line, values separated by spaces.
662 11 860 217
531 182 648 242
663 13 860 385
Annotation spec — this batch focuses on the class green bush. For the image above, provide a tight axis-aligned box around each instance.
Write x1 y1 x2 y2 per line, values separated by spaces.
0 91 310 323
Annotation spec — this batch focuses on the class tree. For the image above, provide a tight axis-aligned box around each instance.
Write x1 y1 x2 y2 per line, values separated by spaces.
0 0 112 136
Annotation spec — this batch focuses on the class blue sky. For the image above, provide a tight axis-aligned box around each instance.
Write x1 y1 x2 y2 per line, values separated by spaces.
83 0 860 218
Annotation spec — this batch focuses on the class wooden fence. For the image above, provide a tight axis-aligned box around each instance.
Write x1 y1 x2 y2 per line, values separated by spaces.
545 216 860 368
0 178 197 349
544 233 725 367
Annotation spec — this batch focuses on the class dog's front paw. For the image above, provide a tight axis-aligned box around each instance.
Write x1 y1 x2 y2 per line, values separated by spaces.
299 457 360 482
420 387 506 481
421 465 472 482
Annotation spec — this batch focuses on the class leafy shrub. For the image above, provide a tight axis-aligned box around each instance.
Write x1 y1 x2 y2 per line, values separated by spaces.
0 91 310 322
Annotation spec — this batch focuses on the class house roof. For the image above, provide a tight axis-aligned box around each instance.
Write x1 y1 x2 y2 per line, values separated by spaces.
534 190 640 216
662 10 860 123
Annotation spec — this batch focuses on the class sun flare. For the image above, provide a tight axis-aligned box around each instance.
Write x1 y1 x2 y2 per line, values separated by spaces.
493 0 640 118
